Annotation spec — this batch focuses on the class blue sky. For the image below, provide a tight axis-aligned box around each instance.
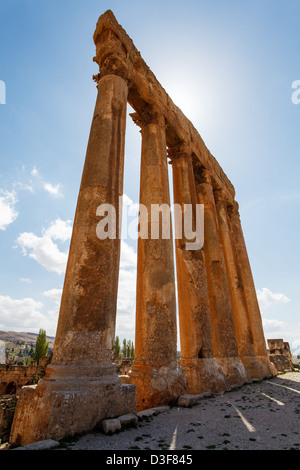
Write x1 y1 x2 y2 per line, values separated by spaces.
0 0 299 354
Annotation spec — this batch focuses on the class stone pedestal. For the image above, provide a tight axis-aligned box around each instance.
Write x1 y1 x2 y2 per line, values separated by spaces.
128 113 186 411
10 74 136 446
170 147 229 395
196 171 251 387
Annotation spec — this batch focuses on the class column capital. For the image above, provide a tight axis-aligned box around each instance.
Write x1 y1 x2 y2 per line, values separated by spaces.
129 105 165 130
194 166 212 187
213 188 227 204
227 200 240 219
93 26 131 85
92 56 130 86
167 142 191 163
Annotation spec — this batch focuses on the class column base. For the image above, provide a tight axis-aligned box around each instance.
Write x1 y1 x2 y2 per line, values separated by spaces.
127 360 187 411
241 355 277 380
216 356 252 387
257 355 279 376
180 357 230 395
9 364 136 447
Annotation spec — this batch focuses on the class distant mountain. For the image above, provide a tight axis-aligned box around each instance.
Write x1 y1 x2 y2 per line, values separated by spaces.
0 331 55 347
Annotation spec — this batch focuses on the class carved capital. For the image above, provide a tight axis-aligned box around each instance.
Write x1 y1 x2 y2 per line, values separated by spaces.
100 55 130 82
194 166 212 186
213 188 226 204
227 200 240 220
94 28 130 83
130 106 165 129
167 143 191 163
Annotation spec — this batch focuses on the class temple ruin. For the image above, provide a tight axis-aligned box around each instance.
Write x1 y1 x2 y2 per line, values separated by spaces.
9 10 276 446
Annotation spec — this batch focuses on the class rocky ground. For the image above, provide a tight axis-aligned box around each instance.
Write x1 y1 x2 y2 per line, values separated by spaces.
60 371 300 451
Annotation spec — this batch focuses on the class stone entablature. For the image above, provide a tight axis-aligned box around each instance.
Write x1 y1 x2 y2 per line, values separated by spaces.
93 11 235 204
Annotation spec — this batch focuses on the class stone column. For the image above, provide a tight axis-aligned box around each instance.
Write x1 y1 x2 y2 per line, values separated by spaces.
228 201 276 378
214 189 271 379
195 169 251 386
128 110 187 411
10 74 136 446
170 145 229 395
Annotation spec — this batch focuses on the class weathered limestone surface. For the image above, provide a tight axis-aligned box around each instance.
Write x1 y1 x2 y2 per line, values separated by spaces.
228 203 276 378
170 145 229 395
267 339 293 372
214 190 270 380
195 170 251 386
0 356 49 395
128 112 187 410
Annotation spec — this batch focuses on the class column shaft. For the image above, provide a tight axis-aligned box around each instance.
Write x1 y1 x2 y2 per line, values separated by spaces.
214 190 269 379
228 202 276 378
129 116 186 410
53 74 127 367
171 149 229 394
196 171 251 386
10 74 136 446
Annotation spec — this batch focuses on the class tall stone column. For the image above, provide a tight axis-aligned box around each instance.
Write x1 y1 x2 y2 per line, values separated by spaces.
10 74 136 446
228 201 276 378
195 170 251 386
214 189 271 379
170 145 229 395
128 110 187 411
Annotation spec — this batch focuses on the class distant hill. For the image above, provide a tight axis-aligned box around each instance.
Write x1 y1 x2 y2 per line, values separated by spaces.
0 331 55 348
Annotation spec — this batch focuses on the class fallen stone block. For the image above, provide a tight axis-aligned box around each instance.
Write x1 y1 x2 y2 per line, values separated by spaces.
137 405 170 421
102 418 121 434
13 439 60 450
151 405 170 414
118 413 138 427
137 409 156 420
177 392 213 407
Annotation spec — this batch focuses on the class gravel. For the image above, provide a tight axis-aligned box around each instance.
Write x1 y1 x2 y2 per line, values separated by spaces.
62 371 300 451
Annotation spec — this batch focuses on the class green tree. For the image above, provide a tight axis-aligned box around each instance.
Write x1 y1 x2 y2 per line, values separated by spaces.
113 336 121 358
33 329 49 364
25 356 31 366
126 340 131 358
122 338 127 357
130 341 135 360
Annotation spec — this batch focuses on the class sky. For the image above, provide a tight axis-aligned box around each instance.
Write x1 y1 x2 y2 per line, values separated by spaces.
0 0 299 355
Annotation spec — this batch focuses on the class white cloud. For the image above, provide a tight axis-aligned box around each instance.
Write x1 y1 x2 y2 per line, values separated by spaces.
0 189 18 230
0 295 45 331
43 288 62 305
291 340 300 356
30 166 63 197
262 318 285 333
44 218 72 242
20 278 32 283
44 182 63 197
43 288 62 331
17 218 72 274
116 268 136 341
115 237 137 341
257 287 291 311
0 294 58 336
31 166 39 177
120 240 137 269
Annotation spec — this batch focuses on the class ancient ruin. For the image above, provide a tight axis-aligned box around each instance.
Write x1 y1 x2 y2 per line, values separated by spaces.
9 10 276 446
267 339 294 372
